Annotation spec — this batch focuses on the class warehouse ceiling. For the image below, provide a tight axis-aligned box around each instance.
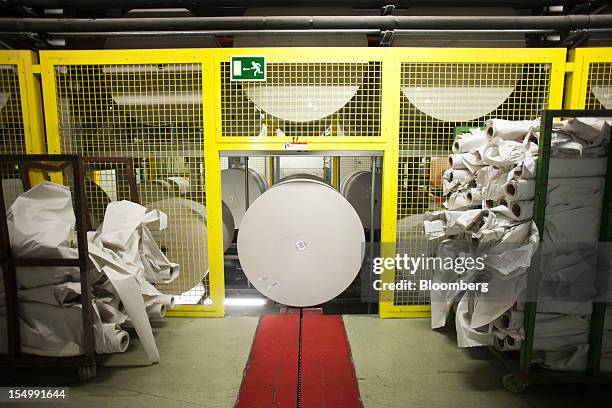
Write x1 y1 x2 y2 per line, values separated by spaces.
0 0 610 49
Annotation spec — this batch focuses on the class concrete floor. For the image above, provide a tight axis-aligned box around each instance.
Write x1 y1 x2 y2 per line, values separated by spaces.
1 315 610 407
344 316 611 408
1 317 259 408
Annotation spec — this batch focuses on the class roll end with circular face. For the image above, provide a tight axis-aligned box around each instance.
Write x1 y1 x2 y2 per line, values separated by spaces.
237 179 365 307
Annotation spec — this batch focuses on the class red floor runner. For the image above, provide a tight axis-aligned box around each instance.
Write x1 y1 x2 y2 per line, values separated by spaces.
235 313 363 408
235 314 300 407
301 314 363 408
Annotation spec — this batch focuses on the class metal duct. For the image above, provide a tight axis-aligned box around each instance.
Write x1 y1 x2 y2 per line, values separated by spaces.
3 1 582 8
3 15 612 32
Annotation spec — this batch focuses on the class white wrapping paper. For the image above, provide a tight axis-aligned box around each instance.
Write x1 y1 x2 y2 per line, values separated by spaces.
480 137 535 168
455 293 494 348
18 301 129 356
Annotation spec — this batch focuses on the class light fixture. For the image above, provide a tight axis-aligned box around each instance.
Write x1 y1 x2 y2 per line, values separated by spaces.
224 298 267 307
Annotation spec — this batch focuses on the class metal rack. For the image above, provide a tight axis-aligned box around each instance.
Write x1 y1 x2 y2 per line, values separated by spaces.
0 154 97 380
492 109 612 392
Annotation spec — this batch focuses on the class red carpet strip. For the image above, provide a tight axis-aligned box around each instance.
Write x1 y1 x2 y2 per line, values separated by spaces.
235 312 363 407
235 314 300 407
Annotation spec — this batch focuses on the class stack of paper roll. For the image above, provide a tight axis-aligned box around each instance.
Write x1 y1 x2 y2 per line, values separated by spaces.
424 117 610 363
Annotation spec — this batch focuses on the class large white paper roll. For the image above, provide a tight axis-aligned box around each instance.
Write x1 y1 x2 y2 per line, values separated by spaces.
221 168 267 228
237 178 365 307
138 179 174 205
341 171 382 229
146 198 209 295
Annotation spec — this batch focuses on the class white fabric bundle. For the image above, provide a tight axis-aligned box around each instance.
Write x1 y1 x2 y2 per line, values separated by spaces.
444 189 477 210
146 302 166 319
480 137 535 168
493 331 589 352
485 118 540 142
476 166 509 201
455 293 494 348
448 152 485 173
5 182 178 363
504 178 535 201
453 129 488 153
479 221 539 278
514 157 608 179
18 282 82 306
466 188 482 206
18 301 129 356
494 309 590 338
509 200 533 221
442 169 474 195
423 209 485 240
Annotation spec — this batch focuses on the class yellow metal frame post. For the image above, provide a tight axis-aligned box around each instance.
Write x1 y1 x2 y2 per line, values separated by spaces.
565 48 612 109
0 51 46 185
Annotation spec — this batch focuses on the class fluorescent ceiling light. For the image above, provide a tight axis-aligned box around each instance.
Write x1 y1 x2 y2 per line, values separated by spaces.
224 298 267 306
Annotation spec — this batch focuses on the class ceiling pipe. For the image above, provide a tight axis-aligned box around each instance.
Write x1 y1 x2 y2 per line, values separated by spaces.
2 0 585 8
1 15 612 32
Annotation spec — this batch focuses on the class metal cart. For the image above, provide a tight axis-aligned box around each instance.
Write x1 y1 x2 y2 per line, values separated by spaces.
0 154 97 380
491 109 612 392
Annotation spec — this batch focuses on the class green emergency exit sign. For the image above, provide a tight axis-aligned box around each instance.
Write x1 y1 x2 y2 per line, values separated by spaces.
231 56 266 81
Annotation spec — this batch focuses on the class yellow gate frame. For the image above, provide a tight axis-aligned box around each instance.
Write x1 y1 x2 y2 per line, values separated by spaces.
566 47 612 109
37 47 567 318
0 50 45 155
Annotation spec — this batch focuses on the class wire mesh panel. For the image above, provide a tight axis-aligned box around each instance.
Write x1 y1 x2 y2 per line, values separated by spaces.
53 62 211 305
395 62 553 306
220 62 382 137
585 62 612 109
0 65 25 155
339 157 373 183
0 64 27 231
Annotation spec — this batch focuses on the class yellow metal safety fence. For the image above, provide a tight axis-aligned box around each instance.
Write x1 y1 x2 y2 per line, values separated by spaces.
19 47 572 318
